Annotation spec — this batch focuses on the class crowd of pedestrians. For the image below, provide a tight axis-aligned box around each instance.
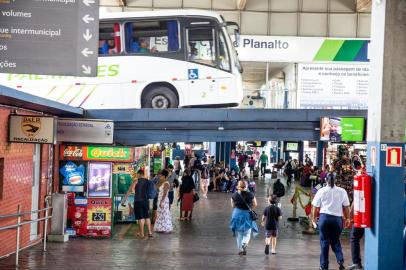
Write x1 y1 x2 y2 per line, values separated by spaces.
120 150 363 270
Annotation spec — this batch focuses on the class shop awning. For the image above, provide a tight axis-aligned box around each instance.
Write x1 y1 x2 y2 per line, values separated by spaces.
0 85 83 117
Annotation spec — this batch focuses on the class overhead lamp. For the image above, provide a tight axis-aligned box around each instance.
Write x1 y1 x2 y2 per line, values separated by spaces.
218 126 225 131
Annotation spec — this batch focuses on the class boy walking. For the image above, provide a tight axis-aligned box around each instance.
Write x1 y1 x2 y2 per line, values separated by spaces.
262 195 282 255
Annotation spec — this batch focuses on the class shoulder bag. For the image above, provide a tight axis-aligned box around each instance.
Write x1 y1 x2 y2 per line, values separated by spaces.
237 192 258 221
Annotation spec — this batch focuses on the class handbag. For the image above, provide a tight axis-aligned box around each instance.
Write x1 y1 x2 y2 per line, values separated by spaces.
237 192 258 221
193 193 200 203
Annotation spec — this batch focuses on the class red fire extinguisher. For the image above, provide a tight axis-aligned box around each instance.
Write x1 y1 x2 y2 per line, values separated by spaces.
353 172 372 228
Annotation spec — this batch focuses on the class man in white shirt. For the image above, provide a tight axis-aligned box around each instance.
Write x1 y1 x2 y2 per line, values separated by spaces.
311 174 351 270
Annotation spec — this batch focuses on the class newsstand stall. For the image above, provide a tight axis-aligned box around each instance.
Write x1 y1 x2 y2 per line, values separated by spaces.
59 145 134 238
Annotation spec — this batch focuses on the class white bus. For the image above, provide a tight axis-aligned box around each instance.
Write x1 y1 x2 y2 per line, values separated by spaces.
1 10 243 109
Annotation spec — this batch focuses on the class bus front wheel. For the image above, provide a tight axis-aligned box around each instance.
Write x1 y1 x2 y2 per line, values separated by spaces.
141 86 179 109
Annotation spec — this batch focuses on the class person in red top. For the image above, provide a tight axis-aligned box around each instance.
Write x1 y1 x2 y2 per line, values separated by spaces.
248 156 256 177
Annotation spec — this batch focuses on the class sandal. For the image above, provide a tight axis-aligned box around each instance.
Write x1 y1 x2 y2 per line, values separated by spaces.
148 233 154 238
136 233 145 238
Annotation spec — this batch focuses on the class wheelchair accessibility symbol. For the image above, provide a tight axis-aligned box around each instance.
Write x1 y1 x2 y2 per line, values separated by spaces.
188 69 199 80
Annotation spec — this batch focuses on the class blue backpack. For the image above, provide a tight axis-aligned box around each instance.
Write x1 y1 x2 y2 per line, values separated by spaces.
144 180 157 199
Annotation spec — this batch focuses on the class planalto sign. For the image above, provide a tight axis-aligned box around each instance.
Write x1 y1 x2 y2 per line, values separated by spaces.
60 145 134 162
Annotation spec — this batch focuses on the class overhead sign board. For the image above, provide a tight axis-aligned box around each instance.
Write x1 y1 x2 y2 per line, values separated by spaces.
57 118 114 144
234 35 370 63
9 115 56 144
0 0 99 76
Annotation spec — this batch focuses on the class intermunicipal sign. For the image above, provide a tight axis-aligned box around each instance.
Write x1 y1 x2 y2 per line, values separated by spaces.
234 35 370 63
0 0 99 76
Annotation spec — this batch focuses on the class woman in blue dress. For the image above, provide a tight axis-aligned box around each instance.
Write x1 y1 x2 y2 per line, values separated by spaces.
229 180 258 256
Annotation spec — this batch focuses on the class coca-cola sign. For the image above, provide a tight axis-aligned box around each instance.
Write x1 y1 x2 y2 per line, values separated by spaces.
61 146 84 160
60 145 134 162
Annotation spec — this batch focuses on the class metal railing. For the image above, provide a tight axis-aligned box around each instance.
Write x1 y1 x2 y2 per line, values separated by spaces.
0 196 52 266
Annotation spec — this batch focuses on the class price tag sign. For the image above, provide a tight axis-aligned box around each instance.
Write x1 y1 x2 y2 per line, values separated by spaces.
386 146 402 167
92 212 106 222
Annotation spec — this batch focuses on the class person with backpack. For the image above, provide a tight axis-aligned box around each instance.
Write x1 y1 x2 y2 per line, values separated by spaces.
271 179 285 199
122 169 156 239
262 195 282 255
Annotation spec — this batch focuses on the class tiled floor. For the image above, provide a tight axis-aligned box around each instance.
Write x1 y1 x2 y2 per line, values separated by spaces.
0 174 357 270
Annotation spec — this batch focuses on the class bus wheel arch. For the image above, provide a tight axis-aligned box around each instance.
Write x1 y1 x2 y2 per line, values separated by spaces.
141 82 180 109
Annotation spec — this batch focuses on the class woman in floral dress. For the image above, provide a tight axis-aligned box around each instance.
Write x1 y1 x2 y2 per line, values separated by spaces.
154 169 173 233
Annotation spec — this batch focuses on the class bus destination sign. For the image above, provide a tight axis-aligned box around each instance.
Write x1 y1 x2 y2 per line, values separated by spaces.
0 0 99 76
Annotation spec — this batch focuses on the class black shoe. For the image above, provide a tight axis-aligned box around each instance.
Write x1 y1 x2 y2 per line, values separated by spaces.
265 245 269 255
319 267 327 270
347 263 363 270
242 243 247 255
339 262 345 270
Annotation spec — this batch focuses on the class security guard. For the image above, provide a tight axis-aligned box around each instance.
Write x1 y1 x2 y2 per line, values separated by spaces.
312 174 351 270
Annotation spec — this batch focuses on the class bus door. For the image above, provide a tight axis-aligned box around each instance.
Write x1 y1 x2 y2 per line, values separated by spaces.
186 27 218 105
214 29 236 102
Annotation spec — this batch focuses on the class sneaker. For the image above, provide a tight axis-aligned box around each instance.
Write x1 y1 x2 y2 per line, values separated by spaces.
347 263 363 270
242 243 247 255
319 267 328 270
339 262 345 270
265 245 269 255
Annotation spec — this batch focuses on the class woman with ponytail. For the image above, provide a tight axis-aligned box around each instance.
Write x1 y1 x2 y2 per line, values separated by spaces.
311 173 351 270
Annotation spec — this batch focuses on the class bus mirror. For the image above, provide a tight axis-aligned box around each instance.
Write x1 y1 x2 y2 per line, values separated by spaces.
234 29 240 47
225 21 240 46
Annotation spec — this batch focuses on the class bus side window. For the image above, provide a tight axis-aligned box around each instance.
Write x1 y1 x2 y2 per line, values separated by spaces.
99 22 121 55
124 20 180 54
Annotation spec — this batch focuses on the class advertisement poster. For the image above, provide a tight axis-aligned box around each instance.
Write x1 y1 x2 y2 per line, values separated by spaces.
285 143 299 152
153 158 162 175
87 198 112 236
298 63 369 109
88 162 112 198
60 161 85 186
320 117 365 142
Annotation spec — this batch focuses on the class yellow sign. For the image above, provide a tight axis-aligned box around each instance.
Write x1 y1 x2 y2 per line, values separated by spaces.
112 164 131 174
9 115 55 144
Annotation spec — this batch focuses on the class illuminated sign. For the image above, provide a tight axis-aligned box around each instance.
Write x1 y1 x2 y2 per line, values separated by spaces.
60 145 134 162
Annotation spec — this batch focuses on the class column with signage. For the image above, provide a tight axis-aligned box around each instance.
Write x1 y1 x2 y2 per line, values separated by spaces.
364 1 406 269
60 145 134 238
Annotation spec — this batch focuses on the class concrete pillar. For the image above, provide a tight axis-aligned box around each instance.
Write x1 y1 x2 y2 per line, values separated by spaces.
366 1 406 269
215 142 236 169
298 141 304 163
